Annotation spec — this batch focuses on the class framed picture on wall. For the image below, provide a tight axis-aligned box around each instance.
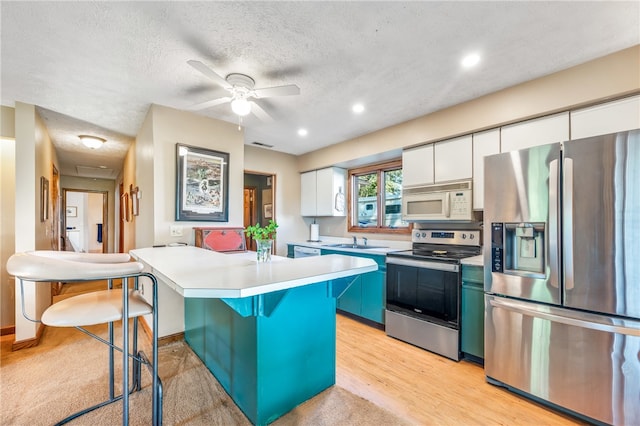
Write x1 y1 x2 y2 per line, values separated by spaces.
263 203 273 219
130 184 139 216
175 143 229 222
66 206 77 217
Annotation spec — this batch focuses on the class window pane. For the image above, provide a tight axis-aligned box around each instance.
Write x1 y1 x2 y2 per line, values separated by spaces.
357 172 378 227
383 169 407 228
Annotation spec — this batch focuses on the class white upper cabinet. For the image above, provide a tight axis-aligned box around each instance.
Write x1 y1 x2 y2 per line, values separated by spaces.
402 144 434 187
501 112 569 153
300 170 317 217
300 167 346 217
571 95 640 140
434 135 472 182
472 129 501 210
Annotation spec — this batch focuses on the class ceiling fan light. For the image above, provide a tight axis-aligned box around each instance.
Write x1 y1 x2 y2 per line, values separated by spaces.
231 98 251 116
79 135 106 149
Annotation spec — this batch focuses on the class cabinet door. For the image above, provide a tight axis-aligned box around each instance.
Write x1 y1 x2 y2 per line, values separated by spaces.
316 167 346 216
434 135 472 182
461 283 484 359
361 270 386 324
571 95 640 140
300 171 317 216
472 129 500 210
402 144 434 187
337 275 362 315
501 112 569 153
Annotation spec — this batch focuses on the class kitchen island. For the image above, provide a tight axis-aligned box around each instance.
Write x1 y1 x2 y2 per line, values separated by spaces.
130 246 377 425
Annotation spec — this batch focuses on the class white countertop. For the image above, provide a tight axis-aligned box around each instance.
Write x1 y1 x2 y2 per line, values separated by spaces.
461 254 484 266
288 236 411 255
130 246 378 298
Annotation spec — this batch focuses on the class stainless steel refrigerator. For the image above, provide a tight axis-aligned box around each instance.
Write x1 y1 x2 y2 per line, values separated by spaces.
483 129 640 425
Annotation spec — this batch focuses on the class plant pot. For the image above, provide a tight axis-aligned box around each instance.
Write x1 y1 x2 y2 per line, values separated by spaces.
256 239 273 263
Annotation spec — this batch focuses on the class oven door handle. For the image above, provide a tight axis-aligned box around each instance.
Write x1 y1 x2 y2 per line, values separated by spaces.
386 257 459 272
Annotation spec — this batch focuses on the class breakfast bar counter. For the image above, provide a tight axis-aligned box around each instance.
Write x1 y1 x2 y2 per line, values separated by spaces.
130 246 377 425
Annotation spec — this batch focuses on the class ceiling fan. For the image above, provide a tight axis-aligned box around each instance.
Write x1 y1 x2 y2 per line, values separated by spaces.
187 60 300 121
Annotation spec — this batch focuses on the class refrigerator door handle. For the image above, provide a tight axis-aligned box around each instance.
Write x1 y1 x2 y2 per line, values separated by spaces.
548 159 559 289
489 297 640 336
563 157 574 290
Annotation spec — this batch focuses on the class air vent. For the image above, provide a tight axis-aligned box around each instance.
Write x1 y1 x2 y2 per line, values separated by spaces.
251 141 274 148
76 165 117 179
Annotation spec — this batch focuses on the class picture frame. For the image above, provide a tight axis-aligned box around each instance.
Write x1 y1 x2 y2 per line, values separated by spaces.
176 143 229 222
264 203 273 219
66 206 77 217
121 192 130 222
40 176 49 222
130 184 139 216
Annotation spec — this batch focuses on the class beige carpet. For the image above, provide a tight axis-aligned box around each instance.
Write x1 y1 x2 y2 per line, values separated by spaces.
1 322 409 425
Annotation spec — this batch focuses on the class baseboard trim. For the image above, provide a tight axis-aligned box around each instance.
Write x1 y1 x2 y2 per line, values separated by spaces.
139 316 184 347
11 323 45 351
1 325 16 336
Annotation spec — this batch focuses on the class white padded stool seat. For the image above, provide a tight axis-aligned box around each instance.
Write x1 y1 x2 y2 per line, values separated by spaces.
43 289 152 327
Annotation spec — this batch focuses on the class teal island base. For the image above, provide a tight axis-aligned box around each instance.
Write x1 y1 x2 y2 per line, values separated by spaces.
185 279 350 425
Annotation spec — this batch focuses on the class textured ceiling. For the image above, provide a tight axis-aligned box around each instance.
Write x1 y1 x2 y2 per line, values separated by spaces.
2 1 639 178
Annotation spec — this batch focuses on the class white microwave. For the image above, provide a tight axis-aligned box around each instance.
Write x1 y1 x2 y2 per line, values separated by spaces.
402 181 473 222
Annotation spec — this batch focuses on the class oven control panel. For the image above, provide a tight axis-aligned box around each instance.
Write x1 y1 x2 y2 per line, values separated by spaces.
412 229 480 246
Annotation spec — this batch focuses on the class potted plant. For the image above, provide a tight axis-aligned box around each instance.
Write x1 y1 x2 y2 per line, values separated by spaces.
244 220 278 262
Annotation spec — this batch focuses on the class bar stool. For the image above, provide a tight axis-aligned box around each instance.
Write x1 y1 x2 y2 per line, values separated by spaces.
7 251 163 425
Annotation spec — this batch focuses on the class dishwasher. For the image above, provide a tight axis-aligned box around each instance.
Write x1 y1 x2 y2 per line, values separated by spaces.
293 246 321 258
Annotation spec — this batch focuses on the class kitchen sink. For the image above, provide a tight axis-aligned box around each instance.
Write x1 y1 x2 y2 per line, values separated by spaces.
323 243 387 250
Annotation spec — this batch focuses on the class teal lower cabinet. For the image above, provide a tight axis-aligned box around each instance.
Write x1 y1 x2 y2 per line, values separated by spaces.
360 270 385 323
461 264 484 361
322 249 386 325
184 281 342 425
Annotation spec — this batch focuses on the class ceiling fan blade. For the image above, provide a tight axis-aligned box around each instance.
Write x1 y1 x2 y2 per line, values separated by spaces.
187 60 232 90
253 84 300 98
186 96 232 111
250 101 273 122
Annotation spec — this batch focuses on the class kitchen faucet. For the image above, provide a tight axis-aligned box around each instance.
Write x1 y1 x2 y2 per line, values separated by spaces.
352 236 357 245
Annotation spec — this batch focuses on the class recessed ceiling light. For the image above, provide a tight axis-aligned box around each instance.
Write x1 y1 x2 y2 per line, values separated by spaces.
352 103 365 114
298 128 308 137
461 53 480 68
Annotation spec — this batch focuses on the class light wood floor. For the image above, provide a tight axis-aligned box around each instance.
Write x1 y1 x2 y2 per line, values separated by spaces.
335 314 584 425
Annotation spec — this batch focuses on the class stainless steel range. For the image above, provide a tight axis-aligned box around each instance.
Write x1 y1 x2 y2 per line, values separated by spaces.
385 229 481 361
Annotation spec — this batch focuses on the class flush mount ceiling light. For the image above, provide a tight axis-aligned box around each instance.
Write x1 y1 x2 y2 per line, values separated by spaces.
352 103 365 114
297 128 308 137
461 53 481 68
79 135 106 149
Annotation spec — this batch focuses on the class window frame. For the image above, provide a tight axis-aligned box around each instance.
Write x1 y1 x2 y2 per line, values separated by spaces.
347 159 411 235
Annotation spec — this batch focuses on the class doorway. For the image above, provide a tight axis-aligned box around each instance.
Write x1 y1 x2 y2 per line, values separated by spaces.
62 189 108 253
243 171 275 252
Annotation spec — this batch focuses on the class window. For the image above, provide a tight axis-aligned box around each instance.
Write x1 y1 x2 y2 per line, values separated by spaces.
348 160 410 234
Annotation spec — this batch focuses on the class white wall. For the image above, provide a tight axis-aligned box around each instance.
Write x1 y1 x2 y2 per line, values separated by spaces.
135 105 245 337
1 136 16 329
87 192 103 252
13 102 56 342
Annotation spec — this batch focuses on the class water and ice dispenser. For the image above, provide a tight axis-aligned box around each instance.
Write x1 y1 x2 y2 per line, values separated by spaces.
491 222 545 277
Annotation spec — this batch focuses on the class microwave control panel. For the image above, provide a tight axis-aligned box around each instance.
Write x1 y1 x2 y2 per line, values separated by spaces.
450 191 471 216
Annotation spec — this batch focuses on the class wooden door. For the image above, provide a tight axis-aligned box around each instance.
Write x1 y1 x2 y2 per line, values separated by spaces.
244 187 257 251
119 182 125 253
